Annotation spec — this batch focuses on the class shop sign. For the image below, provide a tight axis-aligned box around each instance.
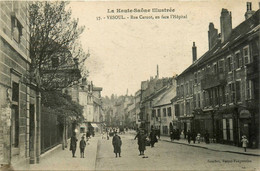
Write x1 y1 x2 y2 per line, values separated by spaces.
239 110 251 118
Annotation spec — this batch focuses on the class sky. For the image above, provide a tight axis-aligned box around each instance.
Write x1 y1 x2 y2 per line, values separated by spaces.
69 0 259 97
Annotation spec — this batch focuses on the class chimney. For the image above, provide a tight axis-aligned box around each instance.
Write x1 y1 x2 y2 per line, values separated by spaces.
245 2 255 20
220 9 232 43
208 23 218 50
192 42 197 63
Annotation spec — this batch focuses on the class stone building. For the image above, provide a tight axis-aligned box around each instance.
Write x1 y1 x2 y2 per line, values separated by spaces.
173 3 259 147
151 81 176 135
0 1 41 168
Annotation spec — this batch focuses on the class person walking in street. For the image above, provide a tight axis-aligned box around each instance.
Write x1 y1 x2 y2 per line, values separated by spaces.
204 130 210 144
196 133 201 144
70 132 78 158
187 130 191 144
135 129 146 155
149 129 158 148
192 131 196 144
112 131 122 157
80 136 86 158
86 131 91 141
170 131 174 142
241 135 249 152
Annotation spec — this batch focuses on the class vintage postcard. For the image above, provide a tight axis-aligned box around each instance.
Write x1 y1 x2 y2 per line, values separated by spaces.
0 0 259 171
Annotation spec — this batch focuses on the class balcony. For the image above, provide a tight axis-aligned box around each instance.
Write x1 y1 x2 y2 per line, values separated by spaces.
201 72 227 90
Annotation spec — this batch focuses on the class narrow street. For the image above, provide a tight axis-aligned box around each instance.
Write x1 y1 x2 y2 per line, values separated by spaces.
27 132 259 170
96 133 259 170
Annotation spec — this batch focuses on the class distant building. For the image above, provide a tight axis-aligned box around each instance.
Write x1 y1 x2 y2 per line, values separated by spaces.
152 80 177 135
64 79 103 134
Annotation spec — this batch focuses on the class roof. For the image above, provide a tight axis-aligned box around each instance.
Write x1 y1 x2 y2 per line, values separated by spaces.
178 9 259 78
153 86 176 107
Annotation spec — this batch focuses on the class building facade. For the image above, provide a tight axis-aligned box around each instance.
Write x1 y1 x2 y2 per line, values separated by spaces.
174 4 259 147
0 1 41 168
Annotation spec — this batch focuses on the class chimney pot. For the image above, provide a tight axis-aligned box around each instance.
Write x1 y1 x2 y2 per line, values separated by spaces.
192 42 197 63
245 2 255 20
220 8 232 43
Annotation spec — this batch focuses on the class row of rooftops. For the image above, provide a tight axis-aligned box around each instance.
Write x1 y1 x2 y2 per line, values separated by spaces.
178 4 259 78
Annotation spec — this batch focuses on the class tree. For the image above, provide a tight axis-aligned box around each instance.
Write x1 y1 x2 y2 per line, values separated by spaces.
29 1 89 90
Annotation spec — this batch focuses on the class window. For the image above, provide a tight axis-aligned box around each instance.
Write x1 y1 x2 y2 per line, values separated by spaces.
213 63 218 74
186 82 189 96
12 82 19 102
227 56 232 72
243 46 251 64
152 109 156 118
11 16 23 43
163 108 167 117
194 72 197 84
12 82 19 147
223 118 233 141
157 109 161 117
193 94 196 108
177 86 179 97
235 51 242 69
174 104 180 117
167 107 172 116
189 81 193 95
218 60 224 73
235 81 241 102
180 103 184 116
186 102 190 115
198 93 200 108
246 80 253 100
181 85 184 97
197 71 200 83
229 83 235 103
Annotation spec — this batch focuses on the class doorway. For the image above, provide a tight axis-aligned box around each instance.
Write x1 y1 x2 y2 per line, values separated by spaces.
29 104 35 163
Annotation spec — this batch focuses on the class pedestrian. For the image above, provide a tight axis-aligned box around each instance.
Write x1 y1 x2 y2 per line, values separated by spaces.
187 130 191 144
80 136 86 158
149 129 157 147
112 131 122 157
135 129 146 155
86 131 91 141
157 129 161 140
176 129 180 140
192 131 196 144
204 130 210 144
241 135 249 152
196 133 201 143
170 131 174 142
70 132 78 158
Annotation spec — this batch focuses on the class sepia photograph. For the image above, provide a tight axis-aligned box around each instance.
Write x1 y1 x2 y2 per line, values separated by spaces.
0 0 259 170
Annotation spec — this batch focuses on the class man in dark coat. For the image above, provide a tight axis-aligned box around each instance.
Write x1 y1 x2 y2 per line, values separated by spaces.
192 131 196 144
187 130 191 144
112 132 122 157
70 132 78 157
204 130 210 144
149 129 157 147
135 130 146 155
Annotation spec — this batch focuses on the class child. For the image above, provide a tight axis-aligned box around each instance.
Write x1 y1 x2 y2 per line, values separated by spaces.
196 133 201 144
80 136 86 158
241 135 249 152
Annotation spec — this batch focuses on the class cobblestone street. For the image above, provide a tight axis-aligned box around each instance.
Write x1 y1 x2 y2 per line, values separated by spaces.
25 132 260 170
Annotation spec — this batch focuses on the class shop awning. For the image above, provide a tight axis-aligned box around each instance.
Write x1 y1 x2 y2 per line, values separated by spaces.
91 123 99 128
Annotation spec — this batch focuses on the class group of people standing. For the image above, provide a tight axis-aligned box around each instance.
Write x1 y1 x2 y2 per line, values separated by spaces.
186 130 209 144
70 132 91 158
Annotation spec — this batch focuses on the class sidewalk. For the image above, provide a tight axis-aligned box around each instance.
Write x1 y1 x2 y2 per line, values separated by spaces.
28 133 99 170
160 135 260 156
